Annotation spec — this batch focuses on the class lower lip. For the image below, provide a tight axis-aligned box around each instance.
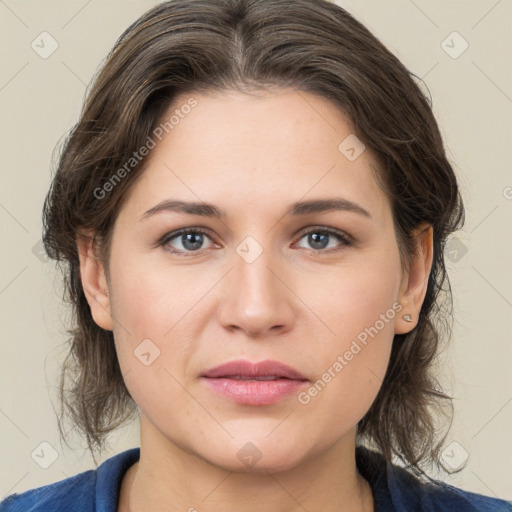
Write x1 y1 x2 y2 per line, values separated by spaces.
201 377 308 405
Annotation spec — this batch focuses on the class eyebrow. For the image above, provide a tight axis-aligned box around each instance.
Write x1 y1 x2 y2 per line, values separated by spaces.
140 197 371 221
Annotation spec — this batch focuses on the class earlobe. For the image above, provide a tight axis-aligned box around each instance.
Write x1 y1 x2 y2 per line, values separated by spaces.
76 232 114 331
394 224 434 335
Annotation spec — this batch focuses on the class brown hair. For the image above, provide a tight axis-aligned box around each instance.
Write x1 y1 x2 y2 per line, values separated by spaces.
43 0 464 475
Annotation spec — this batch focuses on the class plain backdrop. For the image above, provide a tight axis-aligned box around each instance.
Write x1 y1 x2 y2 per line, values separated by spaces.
1 0 511 502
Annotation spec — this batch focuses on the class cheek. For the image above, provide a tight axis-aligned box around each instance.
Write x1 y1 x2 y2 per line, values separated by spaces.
108 252 213 339
300 242 402 345
108 267 194 428
107 254 217 398
295 247 401 415
295 297 396 435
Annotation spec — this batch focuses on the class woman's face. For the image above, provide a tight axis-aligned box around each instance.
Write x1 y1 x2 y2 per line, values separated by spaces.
83 88 428 473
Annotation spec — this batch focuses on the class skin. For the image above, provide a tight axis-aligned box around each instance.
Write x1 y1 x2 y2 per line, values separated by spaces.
77 88 433 512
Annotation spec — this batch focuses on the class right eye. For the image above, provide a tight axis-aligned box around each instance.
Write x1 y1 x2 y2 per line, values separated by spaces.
159 228 216 256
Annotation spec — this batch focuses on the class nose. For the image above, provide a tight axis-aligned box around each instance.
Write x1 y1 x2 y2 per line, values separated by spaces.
216 243 296 338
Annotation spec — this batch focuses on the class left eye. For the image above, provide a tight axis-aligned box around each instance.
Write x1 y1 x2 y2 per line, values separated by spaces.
295 228 352 251
160 227 352 255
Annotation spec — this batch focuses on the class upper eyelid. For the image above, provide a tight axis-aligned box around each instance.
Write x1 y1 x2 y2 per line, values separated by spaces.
295 225 352 240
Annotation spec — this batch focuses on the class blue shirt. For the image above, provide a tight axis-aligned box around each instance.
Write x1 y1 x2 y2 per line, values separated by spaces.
1 446 511 511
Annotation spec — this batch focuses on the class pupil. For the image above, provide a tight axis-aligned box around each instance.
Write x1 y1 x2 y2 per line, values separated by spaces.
183 233 203 250
309 232 328 249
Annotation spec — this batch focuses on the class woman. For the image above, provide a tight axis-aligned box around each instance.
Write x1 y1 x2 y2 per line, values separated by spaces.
1 0 510 511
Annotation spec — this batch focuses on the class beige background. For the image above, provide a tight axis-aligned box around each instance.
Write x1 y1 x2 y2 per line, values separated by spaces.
1 0 511 502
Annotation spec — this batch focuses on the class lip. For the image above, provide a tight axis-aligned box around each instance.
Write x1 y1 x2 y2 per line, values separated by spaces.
200 359 309 406
201 359 308 380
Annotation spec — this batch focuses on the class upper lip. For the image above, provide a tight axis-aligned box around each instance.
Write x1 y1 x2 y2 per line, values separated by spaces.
201 359 308 381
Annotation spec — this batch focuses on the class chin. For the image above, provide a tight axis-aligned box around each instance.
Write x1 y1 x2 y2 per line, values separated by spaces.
204 440 309 475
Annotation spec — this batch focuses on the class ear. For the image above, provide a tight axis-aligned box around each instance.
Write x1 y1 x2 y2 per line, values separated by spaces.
76 232 113 331
395 223 434 334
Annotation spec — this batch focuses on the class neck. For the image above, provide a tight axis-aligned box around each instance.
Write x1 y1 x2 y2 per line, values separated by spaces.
119 417 374 512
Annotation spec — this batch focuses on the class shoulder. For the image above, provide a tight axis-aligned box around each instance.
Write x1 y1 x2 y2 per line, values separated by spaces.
356 446 512 512
0 448 140 512
0 470 96 512
387 457 512 511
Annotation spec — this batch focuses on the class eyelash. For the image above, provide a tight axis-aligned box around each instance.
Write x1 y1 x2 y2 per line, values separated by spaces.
157 226 353 257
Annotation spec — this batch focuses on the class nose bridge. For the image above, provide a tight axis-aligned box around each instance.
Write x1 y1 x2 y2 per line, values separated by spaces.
236 240 278 301
218 235 294 335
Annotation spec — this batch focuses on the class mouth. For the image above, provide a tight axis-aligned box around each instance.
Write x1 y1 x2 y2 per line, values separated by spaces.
200 359 309 381
200 359 309 405
222 375 293 380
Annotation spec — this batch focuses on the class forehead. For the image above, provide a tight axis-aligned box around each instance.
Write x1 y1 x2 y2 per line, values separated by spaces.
120 88 391 227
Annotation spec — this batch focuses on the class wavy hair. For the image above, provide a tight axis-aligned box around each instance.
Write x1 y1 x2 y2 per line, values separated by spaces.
43 0 464 473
